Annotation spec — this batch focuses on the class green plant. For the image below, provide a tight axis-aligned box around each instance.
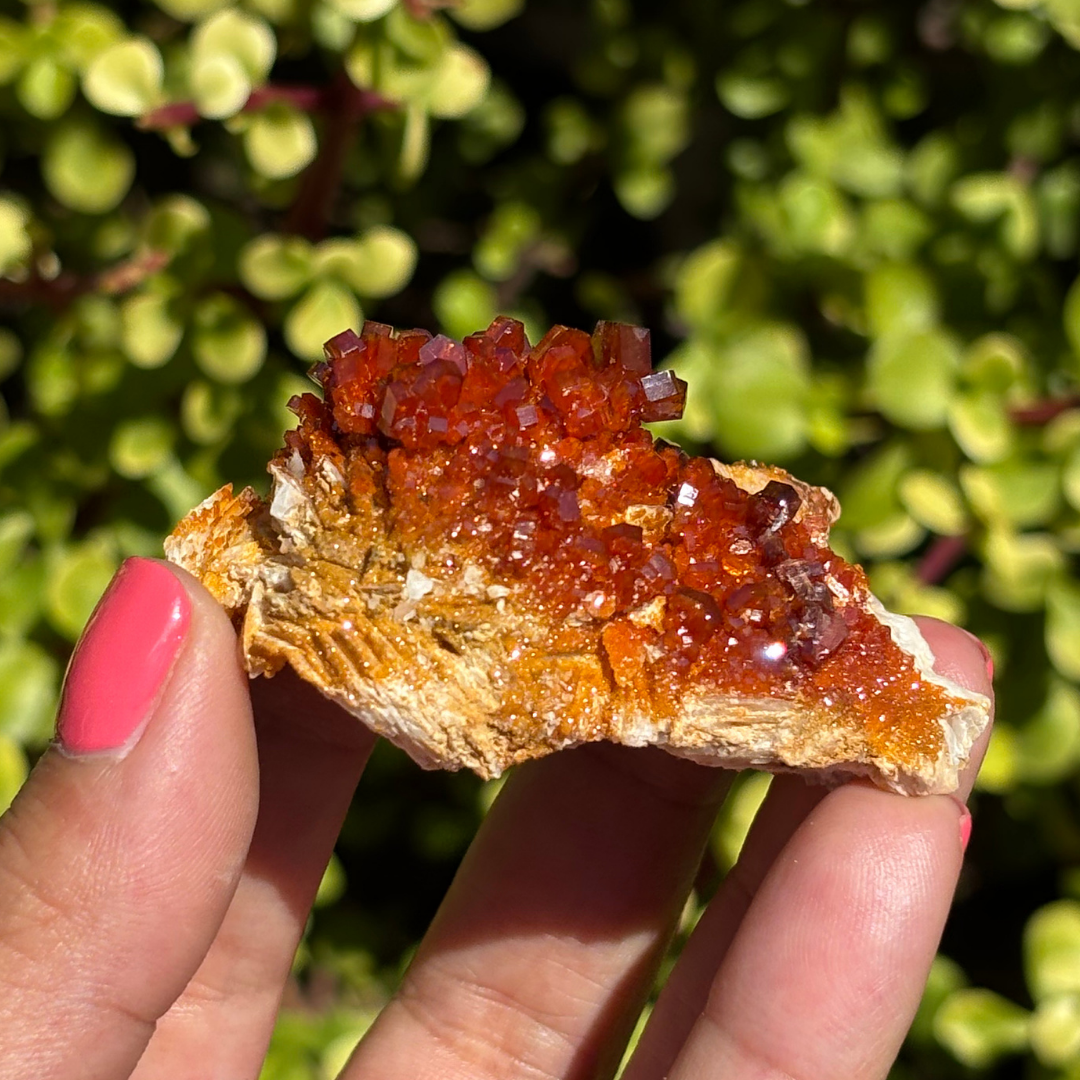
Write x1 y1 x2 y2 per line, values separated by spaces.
4 0 1080 1073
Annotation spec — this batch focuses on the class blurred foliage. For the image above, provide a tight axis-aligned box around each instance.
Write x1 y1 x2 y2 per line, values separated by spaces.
2 0 1080 1072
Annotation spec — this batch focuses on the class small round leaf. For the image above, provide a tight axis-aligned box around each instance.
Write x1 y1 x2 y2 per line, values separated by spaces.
191 54 250 119
244 103 317 178
83 38 164 116
43 121 135 214
284 279 362 362
192 9 276 82
239 233 314 299
193 293 267 383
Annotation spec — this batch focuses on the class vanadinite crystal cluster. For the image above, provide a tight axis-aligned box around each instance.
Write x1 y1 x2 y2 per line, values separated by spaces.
167 316 989 792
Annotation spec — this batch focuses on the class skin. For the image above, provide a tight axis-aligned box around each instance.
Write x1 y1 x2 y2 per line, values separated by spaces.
0 563 993 1080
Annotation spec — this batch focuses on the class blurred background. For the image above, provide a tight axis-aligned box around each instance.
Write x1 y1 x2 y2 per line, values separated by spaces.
1 0 1079 1073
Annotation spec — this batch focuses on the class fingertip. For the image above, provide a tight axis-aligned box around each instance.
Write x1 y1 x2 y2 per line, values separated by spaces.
912 616 995 803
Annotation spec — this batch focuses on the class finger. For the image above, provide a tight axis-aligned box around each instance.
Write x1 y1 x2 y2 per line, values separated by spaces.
0 559 260 1080
132 672 376 1078
647 620 994 1080
621 774 825 1080
344 745 731 1080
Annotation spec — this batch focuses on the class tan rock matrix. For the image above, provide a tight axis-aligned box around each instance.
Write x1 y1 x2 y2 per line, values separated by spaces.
165 317 990 794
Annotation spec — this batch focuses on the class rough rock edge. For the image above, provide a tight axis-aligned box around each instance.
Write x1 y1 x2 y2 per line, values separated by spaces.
165 456 992 795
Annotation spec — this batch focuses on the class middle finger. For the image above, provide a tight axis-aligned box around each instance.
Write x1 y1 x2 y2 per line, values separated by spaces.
345 744 730 1080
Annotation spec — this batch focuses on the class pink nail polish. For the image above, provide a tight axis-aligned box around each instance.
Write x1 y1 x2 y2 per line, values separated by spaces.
56 558 191 756
958 807 972 854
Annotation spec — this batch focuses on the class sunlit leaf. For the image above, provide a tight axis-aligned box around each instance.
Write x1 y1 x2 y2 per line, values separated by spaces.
83 38 163 116
285 279 362 363
867 328 960 430
42 120 135 214
1026 901 1080 1002
244 103 316 179
933 989 1030 1068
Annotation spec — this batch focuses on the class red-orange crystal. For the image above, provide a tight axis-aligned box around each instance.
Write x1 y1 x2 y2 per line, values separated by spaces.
284 317 960 767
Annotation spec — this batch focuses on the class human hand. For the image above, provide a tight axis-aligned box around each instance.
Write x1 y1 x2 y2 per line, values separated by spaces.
0 557 993 1079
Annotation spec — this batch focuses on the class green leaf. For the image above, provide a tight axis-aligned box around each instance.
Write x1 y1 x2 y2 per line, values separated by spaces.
984 12 1050 63
898 470 968 535
0 17 26 85
109 417 176 479
45 537 119 641
1026 901 1080 1001
333 226 418 298
614 165 675 220
120 288 184 369
952 173 1040 260
143 195 211 254
26 344 79 417
0 198 32 276
314 852 346 907
428 43 490 119
181 381 243 444
933 988 1030 1068
1048 581 1080 682
673 240 742 331
83 38 163 116
327 0 396 20
838 442 911 530
716 73 789 119
192 293 266 383
192 9 276 82
1030 994 1080 1068
284 279 362 363
244 103 316 179
949 390 1015 464
152 0 230 23
982 528 1065 611
432 269 496 340
710 771 772 870
16 57 77 120
0 511 34 578
961 460 1060 527
867 328 961 430
474 202 539 282
451 0 525 31
191 54 250 119
42 120 135 214
0 640 60 745
0 735 28 815
710 323 810 461
864 262 939 339
777 173 855 256
1016 679 1080 783
239 234 314 299
52 3 126 71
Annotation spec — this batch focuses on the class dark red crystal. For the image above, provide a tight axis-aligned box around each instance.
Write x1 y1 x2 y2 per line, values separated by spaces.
284 316 957 755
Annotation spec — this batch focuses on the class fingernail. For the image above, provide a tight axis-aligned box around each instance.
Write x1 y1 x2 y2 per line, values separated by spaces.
56 559 191 756
958 806 972 854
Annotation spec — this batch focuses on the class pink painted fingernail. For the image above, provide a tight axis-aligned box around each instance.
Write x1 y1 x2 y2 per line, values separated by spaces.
959 807 972 854
56 559 190 756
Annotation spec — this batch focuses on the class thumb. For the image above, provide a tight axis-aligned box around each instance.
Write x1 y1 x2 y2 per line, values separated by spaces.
0 558 259 1080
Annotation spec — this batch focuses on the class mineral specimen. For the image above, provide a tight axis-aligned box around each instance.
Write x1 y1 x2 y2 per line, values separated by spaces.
165 317 991 794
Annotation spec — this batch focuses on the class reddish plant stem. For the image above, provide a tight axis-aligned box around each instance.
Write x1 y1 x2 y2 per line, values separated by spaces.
917 534 968 585
138 82 394 132
284 73 373 241
0 250 170 311
1010 395 1080 425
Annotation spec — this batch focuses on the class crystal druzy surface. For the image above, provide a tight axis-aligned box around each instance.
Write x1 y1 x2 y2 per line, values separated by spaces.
276 316 968 772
